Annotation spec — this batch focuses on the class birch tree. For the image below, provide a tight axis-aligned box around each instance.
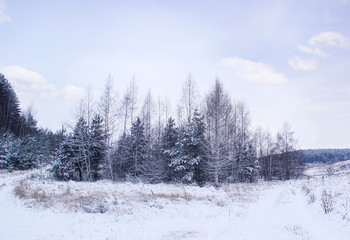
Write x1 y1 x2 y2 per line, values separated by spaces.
204 79 233 186
275 122 303 180
99 75 118 180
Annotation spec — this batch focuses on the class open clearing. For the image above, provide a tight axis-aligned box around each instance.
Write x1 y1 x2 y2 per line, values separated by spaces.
1 163 350 240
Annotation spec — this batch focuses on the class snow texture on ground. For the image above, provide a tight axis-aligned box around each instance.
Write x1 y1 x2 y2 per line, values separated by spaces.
1 163 350 240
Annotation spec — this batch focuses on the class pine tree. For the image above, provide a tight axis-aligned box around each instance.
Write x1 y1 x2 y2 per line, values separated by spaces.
169 110 207 184
162 117 178 182
72 117 91 181
0 73 22 136
129 117 148 178
53 134 77 181
238 143 260 183
112 133 132 179
89 114 106 181
191 109 207 184
0 130 16 169
53 117 95 181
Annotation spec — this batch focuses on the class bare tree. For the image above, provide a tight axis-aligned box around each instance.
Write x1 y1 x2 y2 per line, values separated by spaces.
204 78 233 186
156 96 164 140
164 96 172 121
85 87 94 128
140 90 154 140
121 87 132 136
236 101 251 146
99 74 119 180
179 74 199 125
255 127 274 180
129 76 138 128
275 122 302 180
120 78 139 137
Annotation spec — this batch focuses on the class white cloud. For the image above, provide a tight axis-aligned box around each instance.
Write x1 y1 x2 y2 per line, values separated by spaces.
1 65 84 101
0 0 10 24
298 45 328 58
288 56 318 71
309 32 350 49
221 57 288 84
2 65 56 92
62 85 85 100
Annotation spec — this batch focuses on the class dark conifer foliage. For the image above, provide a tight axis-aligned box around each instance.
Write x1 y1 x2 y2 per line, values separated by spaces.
169 110 207 184
299 149 350 164
0 73 22 136
238 143 260 183
129 117 148 178
53 116 107 181
90 114 106 181
162 117 178 182
112 134 132 180
0 73 60 171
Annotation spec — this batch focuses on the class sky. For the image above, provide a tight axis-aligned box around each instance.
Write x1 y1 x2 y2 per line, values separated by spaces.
0 0 349 149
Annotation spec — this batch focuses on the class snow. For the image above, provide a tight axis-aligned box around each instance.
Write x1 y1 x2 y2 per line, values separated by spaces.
1 164 350 240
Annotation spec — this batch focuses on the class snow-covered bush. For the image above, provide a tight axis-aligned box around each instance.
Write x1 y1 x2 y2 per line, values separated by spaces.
321 189 334 214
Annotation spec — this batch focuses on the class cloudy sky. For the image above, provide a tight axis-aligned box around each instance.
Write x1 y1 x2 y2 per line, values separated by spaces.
0 0 349 149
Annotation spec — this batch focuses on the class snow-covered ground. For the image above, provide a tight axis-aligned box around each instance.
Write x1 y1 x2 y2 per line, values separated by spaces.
1 163 350 240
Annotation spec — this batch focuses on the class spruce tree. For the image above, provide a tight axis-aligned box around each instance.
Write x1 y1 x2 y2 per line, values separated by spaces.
162 117 178 182
112 133 132 179
169 110 206 184
53 134 76 181
129 117 148 178
238 143 260 183
0 74 22 135
90 114 106 181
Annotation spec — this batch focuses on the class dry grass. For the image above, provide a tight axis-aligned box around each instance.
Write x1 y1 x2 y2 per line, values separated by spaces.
13 178 264 213
14 179 110 212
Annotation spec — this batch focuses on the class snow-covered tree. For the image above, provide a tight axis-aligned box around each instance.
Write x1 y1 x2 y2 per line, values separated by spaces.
129 117 148 178
0 73 22 136
169 110 207 184
275 122 303 180
89 114 106 181
238 143 260 183
162 117 178 182
98 75 118 180
53 134 76 181
112 133 132 179
204 79 233 186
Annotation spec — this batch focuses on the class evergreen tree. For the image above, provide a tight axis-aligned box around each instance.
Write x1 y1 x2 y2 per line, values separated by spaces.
0 73 22 136
238 143 260 183
129 117 148 178
71 117 91 181
90 114 106 181
191 109 207 184
0 130 16 169
112 118 148 181
53 134 77 181
112 133 132 179
169 110 207 184
162 117 178 182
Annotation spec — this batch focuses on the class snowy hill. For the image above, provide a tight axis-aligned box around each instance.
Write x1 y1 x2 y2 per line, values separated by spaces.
305 159 350 177
0 166 350 239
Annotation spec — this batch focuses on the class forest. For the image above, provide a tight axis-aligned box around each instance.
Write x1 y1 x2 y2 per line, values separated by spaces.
300 149 350 164
0 73 305 185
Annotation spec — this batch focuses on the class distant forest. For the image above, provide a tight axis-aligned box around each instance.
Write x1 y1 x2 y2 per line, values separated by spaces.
299 149 350 164
4 72 343 186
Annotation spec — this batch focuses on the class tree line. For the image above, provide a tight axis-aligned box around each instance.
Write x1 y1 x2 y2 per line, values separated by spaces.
0 74 64 170
299 149 350 164
0 73 304 185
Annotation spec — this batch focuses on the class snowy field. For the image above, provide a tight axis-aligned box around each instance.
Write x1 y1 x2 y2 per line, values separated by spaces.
1 164 350 240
